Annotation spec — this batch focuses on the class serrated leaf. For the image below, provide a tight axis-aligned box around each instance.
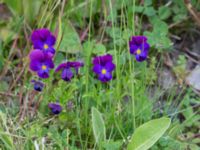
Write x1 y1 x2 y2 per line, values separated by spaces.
91 107 106 144
127 117 171 150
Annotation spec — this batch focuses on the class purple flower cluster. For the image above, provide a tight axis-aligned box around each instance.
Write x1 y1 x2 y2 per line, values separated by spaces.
93 54 115 82
55 61 84 81
31 28 56 55
31 80 44 92
28 28 151 115
48 102 62 114
29 29 56 78
129 36 150 62
29 50 54 78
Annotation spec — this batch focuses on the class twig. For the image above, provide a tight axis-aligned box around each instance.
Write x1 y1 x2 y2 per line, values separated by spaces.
184 0 200 27
8 61 28 91
80 26 89 42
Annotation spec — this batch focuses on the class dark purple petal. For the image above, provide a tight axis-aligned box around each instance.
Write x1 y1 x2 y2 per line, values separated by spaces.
93 64 102 74
129 42 139 54
131 36 147 45
55 63 68 72
46 35 56 46
46 47 55 54
31 28 51 43
67 61 84 68
98 72 112 82
105 62 115 72
93 54 113 65
48 102 62 115
29 61 41 71
37 69 49 78
29 50 44 61
44 59 54 69
135 50 148 62
33 40 44 50
31 80 44 92
61 68 74 81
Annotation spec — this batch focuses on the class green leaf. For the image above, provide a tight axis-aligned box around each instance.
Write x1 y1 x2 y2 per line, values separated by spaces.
144 7 156 16
127 117 171 150
102 140 123 150
91 107 106 144
93 43 106 55
144 0 152 6
59 21 82 54
158 6 171 20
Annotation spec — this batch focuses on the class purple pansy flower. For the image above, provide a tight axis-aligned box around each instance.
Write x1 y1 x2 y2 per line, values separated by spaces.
29 50 54 78
48 102 62 115
31 28 56 55
31 80 44 92
129 36 150 62
55 61 84 81
92 54 115 82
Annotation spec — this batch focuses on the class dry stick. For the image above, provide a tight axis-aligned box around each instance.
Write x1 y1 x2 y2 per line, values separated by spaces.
184 0 200 27
0 92 17 97
8 61 28 91
28 90 37 111
20 91 30 121
80 26 89 42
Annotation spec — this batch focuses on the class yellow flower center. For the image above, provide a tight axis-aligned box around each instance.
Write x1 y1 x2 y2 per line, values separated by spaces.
101 69 107 75
42 65 47 70
44 44 49 49
136 49 141 55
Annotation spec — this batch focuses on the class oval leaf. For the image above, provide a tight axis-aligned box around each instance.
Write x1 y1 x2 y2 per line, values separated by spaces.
91 107 106 144
127 117 171 150
59 21 82 54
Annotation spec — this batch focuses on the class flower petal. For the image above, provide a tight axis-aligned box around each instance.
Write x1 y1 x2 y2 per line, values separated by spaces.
93 64 102 74
98 72 112 82
93 54 113 65
29 60 41 71
44 59 54 69
55 63 68 72
37 69 49 78
29 50 44 61
61 68 74 81
46 35 56 46
105 62 115 71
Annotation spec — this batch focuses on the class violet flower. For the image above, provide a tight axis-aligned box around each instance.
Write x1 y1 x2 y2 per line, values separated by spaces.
31 80 44 92
31 28 56 55
55 61 84 81
48 102 62 115
92 54 115 82
29 50 54 78
129 36 150 62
